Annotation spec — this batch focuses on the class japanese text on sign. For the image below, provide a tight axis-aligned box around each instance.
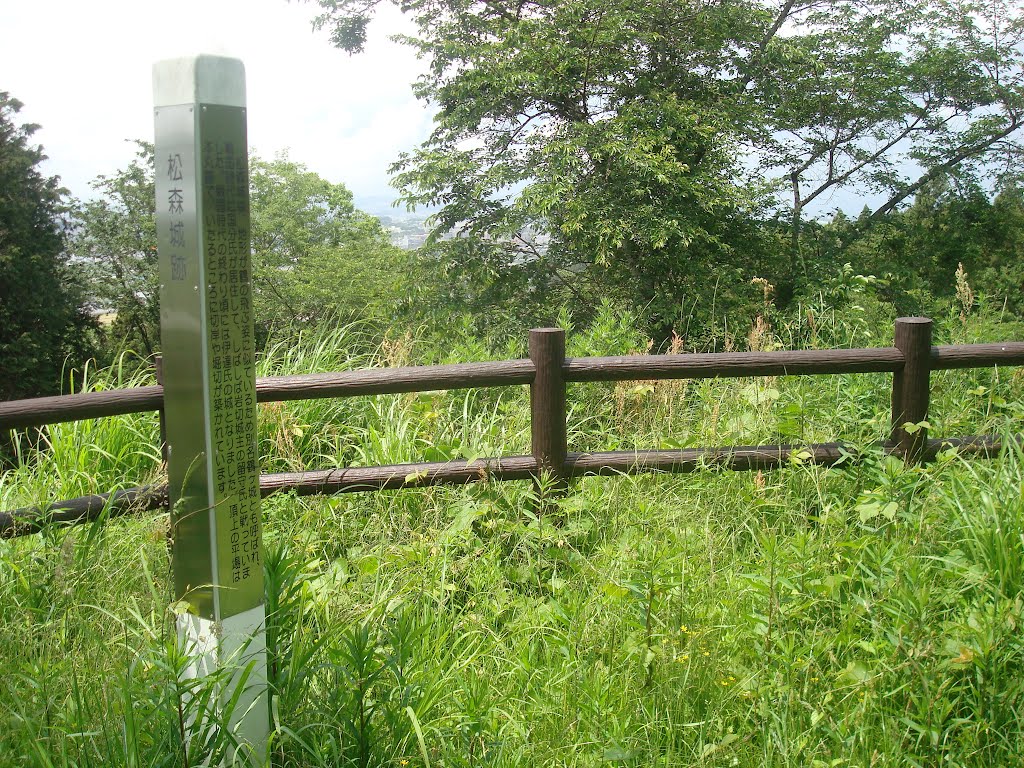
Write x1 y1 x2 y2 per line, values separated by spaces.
202 134 262 587
167 152 188 280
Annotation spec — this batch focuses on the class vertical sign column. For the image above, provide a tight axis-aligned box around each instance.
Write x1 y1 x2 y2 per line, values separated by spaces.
154 55 267 764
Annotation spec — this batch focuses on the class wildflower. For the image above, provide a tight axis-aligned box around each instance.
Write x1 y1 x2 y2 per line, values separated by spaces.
680 625 689 634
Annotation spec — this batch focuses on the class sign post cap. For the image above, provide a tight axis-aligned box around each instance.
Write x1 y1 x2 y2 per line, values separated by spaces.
153 54 246 108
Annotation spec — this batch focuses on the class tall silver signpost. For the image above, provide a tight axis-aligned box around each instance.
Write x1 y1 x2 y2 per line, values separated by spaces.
154 55 268 764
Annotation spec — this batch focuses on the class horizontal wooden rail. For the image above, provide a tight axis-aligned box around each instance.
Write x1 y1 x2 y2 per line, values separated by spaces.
261 454 539 495
1 484 169 538
0 455 538 537
256 359 536 402
0 386 165 432
566 434 1002 475
0 360 536 431
1 435 1008 539
931 343 1024 370
564 347 905 382
2 342 1022 432
565 342 1024 382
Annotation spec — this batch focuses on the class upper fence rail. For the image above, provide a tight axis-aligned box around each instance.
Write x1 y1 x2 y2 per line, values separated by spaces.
2 342 1023 432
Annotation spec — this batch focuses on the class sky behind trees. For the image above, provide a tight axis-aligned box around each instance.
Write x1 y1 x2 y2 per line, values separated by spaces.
0 0 433 206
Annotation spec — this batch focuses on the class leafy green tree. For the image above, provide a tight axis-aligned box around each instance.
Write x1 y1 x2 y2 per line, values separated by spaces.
811 176 1024 317
979 182 1024 314
757 0 1024 279
74 148 407 351
0 92 96 401
249 155 408 335
316 0 772 336
308 0 1024 332
73 142 159 356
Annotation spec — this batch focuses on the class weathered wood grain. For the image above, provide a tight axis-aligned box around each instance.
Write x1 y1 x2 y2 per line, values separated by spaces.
530 329 568 487
0 361 537 430
563 347 905 382
256 359 536 402
931 343 1024 370
259 454 538 496
3 337 1023 433
892 318 933 462
564 443 848 475
0 386 164 431
0 485 168 538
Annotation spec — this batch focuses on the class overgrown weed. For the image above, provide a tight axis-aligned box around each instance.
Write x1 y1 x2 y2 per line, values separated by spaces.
0 307 1021 766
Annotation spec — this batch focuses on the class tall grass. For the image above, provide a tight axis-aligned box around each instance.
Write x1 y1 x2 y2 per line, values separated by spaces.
0 303 1021 766
0 354 163 513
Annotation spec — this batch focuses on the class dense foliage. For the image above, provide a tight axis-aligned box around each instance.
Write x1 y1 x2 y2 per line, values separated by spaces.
310 0 1024 338
249 155 409 337
0 92 95 401
74 143 161 357
73 148 408 357
823 179 1024 318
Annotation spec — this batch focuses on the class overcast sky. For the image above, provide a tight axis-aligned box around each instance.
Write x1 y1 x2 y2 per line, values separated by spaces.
0 0 432 209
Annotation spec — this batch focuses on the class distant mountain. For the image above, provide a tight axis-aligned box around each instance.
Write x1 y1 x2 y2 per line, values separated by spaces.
353 193 439 220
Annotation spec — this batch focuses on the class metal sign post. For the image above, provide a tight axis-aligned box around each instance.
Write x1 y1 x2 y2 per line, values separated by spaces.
154 55 268 764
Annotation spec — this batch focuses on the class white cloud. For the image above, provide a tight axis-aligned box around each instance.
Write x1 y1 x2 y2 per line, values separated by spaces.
0 0 432 202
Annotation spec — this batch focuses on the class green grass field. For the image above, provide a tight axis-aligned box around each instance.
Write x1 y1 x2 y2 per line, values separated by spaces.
1 305 1023 767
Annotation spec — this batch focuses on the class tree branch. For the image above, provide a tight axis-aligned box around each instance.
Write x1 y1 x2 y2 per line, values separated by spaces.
871 113 1024 219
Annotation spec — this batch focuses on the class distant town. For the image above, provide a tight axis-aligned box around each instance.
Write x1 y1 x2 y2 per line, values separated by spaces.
378 214 431 250
354 196 434 250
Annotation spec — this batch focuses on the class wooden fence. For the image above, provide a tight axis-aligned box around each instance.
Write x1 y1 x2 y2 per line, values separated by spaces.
2 318 1023 538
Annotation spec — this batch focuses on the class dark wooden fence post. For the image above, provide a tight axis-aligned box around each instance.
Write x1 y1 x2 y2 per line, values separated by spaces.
891 317 933 463
154 355 168 465
529 328 568 502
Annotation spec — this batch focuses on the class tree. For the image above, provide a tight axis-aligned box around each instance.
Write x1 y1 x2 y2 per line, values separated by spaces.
754 0 1024 281
74 142 159 356
0 92 95 401
316 0 773 336
979 181 1024 313
810 175 1024 317
308 0 1024 332
249 155 408 334
75 148 407 351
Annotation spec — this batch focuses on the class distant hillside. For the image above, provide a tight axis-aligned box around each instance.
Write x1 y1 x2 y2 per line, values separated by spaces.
353 193 439 221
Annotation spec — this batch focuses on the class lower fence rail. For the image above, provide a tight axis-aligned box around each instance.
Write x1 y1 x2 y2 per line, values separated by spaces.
1 434 1009 539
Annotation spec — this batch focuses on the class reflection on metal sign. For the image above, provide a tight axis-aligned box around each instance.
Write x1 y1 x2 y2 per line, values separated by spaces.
156 102 262 621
